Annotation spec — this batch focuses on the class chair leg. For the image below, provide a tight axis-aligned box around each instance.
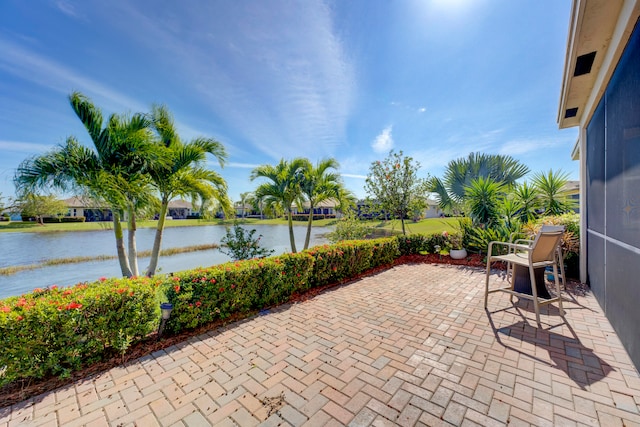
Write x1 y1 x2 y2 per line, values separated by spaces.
529 266 541 327
484 257 491 308
557 248 567 290
553 263 565 317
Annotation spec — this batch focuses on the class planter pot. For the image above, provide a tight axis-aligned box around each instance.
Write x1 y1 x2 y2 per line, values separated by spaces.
449 248 467 260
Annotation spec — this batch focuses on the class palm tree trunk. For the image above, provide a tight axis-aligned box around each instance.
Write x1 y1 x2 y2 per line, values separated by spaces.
287 208 297 253
401 217 406 235
127 206 139 276
146 199 168 277
304 207 313 250
113 211 133 277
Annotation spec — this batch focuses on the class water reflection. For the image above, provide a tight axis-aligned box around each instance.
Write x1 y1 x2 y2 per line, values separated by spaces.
0 224 331 299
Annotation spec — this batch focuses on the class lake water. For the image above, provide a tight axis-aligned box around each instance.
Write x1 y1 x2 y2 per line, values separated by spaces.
0 224 331 299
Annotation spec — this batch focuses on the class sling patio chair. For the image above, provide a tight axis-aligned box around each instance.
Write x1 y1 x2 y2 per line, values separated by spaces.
484 227 565 327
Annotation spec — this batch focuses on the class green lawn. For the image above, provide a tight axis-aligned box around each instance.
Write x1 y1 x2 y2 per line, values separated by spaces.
0 216 457 234
0 217 338 233
370 217 461 235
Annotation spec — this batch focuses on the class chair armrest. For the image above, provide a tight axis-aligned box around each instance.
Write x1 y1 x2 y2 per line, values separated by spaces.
487 240 528 257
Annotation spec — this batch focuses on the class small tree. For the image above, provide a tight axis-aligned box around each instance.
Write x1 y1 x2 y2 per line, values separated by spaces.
219 223 274 261
16 192 67 224
364 150 428 235
328 210 372 243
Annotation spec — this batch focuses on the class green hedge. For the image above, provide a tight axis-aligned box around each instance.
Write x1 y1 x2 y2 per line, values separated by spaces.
0 237 404 385
0 278 158 385
161 252 315 333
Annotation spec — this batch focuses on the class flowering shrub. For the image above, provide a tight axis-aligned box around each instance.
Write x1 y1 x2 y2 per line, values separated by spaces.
307 238 398 285
396 233 452 255
161 252 314 333
0 277 158 385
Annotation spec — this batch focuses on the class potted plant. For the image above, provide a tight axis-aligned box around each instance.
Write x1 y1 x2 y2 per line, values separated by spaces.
443 231 467 259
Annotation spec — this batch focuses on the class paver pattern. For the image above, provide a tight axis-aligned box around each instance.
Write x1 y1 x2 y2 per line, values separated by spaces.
2 263 640 426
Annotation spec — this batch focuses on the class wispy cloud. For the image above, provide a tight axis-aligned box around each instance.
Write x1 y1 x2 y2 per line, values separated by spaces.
341 173 367 179
498 137 566 156
227 162 260 169
0 38 145 113
107 1 355 161
0 140 53 153
371 126 394 153
54 0 83 19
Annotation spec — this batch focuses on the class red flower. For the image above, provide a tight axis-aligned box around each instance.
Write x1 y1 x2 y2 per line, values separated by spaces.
210 278 216 284
129 291 134 297
174 285 180 293
65 302 83 310
1 306 10 313
231 284 236 289
16 315 24 321
195 301 202 307
50 285 58 290
99 277 107 282
63 290 73 296
172 276 180 282
33 288 44 293
219 287 225 292
116 288 126 294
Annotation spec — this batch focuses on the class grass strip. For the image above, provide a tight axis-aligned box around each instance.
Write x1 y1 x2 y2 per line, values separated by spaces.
0 244 219 276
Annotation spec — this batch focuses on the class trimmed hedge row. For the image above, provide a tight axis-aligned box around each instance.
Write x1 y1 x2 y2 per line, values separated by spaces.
0 236 403 385
0 278 159 385
162 237 399 333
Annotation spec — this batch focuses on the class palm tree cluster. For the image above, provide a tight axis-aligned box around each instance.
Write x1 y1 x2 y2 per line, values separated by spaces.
431 152 576 228
14 92 231 277
250 158 355 253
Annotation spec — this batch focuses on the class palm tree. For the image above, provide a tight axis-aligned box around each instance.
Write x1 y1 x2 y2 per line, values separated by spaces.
145 104 232 277
238 192 253 218
14 92 154 277
250 158 306 253
464 176 504 227
432 152 530 213
299 158 342 250
512 181 540 223
532 169 575 216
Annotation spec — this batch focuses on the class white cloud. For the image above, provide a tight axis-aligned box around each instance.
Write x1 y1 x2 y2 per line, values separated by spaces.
0 140 53 153
498 138 563 156
105 1 355 161
371 126 394 153
55 0 82 19
341 173 367 179
227 162 260 169
418 107 426 113
0 38 146 113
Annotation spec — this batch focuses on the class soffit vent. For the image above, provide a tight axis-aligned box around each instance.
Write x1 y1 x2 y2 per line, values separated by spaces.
565 108 579 118
573 51 597 76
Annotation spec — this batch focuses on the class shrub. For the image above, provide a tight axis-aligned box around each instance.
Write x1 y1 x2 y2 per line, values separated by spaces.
0 277 158 385
61 216 86 223
219 223 274 260
161 252 314 333
328 211 372 243
306 238 398 286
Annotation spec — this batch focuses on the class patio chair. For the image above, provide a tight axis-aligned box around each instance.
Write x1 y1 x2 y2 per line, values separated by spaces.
484 227 565 326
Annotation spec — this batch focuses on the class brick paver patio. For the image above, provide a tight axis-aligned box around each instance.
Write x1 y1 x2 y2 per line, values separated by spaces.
2 263 640 426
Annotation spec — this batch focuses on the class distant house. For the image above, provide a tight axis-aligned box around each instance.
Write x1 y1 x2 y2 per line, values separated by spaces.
64 197 194 221
64 197 112 222
234 202 259 218
423 198 444 219
167 199 192 219
291 199 341 218
562 180 580 212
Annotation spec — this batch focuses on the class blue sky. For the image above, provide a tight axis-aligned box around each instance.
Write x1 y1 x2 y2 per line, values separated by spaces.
0 0 578 203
